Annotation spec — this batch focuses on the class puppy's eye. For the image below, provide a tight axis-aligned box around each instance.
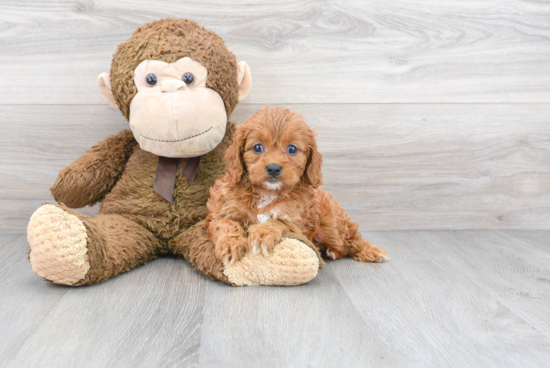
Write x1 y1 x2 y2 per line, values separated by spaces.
287 145 298 156
182 72 194 85
253 144 264 154
146 73 158 86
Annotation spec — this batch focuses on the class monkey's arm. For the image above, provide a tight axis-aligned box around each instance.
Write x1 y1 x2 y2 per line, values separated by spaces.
50 129 137 208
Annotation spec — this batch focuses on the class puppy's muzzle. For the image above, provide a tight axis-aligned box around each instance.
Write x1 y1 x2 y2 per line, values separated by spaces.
266 163 282 178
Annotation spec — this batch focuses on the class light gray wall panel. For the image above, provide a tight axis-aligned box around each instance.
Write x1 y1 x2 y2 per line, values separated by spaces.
0 0 549 104
1 103 548 232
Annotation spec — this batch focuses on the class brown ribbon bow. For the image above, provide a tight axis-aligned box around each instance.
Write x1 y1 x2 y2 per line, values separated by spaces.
153 156 201 203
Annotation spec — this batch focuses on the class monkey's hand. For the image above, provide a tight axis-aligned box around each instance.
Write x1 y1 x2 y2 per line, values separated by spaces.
50 130 137 208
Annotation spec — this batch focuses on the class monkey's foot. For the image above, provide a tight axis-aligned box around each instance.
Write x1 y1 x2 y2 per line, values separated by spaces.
223 238 320 286
27 204 90 285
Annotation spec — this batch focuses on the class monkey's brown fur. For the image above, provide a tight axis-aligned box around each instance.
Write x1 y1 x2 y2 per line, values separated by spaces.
51 125 235 285
110 18 240 120
46 18 241 285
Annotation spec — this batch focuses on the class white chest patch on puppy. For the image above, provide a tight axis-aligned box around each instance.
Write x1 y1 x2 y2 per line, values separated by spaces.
257 193 277 209
257 213 271 224
257 208 288 224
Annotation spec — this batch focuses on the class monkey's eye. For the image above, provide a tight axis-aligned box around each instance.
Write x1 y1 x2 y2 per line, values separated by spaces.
253 144 264 154
145 73 158 87
287 145 298 155
182 72 195 86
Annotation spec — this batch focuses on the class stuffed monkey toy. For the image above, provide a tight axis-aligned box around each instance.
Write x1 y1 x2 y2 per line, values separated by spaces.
27 18 322 286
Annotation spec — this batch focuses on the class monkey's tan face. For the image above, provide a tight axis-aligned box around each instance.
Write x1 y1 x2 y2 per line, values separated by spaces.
129 57 227 158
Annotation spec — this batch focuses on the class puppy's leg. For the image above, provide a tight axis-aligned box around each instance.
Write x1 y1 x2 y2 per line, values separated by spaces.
313 211 347 260
315 189 388 262
346 223 388 263
248 220 287 256
207 219 248 265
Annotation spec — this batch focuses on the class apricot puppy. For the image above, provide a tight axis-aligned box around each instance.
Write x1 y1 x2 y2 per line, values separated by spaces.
206 107 388 265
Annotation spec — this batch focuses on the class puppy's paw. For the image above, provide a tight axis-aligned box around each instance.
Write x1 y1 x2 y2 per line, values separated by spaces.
215 236 247 266
248 226 282 257
354 244 389 263
326 249 345 260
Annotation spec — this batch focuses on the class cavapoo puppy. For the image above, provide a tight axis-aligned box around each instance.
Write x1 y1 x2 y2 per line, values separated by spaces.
206 107 388 265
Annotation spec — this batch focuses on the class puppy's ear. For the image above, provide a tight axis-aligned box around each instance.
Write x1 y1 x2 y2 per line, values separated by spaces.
225 125 247 184
302 130 323 189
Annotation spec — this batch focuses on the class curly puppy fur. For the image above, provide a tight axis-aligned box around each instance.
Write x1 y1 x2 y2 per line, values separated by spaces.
206 107 388 265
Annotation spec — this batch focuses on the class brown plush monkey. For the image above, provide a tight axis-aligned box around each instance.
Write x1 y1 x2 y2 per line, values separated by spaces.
27 18 322 286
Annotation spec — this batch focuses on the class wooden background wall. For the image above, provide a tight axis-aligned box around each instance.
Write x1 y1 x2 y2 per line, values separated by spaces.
1 0 549 232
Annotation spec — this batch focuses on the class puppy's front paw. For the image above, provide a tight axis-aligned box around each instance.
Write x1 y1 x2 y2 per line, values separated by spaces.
248 225 282 256
326 248 345 260
215 236 247 266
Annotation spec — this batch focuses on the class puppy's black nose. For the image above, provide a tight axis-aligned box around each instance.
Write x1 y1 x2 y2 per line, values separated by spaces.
266 164 282 177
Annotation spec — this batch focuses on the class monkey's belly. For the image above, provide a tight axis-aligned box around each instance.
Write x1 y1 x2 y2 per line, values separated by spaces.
99 150 212 240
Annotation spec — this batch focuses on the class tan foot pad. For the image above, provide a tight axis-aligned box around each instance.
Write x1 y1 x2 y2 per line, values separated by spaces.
223 238 320 286
27 204 90 285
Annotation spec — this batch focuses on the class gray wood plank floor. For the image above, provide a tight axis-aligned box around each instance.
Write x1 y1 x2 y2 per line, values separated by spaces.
2 231 549 368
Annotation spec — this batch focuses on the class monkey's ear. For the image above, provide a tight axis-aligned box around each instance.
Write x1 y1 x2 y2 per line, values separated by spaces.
97 73 118 108
236 61 252 101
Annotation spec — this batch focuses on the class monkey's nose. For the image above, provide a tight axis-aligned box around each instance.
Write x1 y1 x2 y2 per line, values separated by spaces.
161 80 186 92
266 164 282 178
